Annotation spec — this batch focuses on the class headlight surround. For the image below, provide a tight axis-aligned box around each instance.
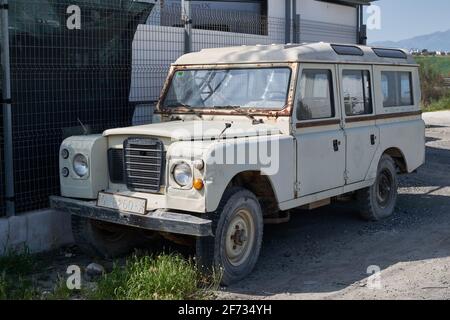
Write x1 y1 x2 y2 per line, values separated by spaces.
172 162 192 187
73 154 89 177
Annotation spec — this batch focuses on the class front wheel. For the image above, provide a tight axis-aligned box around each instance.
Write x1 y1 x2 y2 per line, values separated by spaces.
196 187 264 285
357 154 398 221
71 215 143 258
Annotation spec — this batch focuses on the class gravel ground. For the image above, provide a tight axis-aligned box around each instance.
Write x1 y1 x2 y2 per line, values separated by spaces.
32 112 450 300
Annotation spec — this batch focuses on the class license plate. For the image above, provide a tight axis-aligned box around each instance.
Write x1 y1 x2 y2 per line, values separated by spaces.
97 192 147 215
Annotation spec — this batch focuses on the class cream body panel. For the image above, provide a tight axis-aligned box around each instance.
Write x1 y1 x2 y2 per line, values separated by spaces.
366 117 426 180
60 135 108 199
344 121 380 184
203 134 295 213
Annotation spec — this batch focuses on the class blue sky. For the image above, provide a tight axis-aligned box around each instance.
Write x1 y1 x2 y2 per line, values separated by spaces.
367 0 450 42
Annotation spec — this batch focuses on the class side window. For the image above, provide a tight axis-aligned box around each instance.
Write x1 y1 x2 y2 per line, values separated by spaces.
400 72 414 105
297 69 335 121
342 70 373 116
381 71 414 107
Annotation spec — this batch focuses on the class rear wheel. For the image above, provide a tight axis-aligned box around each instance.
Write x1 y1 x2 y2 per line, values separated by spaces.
196 187 263 285
71 215 142 258
357 154 398 221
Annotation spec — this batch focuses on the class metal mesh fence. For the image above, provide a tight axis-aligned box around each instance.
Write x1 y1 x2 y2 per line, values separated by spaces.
0 67 4 216
1 0 291 215
1 14 5 216
7 0 154 213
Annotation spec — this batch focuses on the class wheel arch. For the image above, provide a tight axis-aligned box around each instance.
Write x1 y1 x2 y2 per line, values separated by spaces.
366 146 409 181
206 170 281 215
383 147 409 173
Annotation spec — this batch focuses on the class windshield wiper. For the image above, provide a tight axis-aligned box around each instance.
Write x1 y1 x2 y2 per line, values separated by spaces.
215 106 263 125
164 104 203 120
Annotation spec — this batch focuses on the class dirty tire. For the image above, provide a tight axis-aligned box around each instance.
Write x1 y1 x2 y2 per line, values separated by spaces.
196 187 263 286
357 154 398 221
71 215 141 259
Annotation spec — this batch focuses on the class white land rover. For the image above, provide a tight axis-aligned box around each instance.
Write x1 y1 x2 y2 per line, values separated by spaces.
51 43 425 284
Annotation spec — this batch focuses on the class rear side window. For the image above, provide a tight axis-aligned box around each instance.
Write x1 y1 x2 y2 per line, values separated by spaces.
297 69 335 121
331 44 364 56
381 71 414 107
342 70 373 116
373 48 407 59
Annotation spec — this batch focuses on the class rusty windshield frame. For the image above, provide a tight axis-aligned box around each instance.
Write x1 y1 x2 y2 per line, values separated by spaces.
156 63 298 117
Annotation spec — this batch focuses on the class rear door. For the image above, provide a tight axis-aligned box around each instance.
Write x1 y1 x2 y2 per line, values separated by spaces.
338 65 379 184
294 64 346 197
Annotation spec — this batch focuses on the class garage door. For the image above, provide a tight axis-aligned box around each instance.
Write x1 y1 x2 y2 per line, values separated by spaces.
300 19 357 44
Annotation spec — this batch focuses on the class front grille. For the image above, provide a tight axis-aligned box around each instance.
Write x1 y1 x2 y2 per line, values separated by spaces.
124 138 165 193
108 148 124 183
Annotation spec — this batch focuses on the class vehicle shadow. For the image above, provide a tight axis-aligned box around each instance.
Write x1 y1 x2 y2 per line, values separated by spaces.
223 144 450 297
223 192 450 296
400 145 450 189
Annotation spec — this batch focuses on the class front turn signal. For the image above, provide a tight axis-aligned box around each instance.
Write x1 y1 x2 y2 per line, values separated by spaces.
193 178 204 190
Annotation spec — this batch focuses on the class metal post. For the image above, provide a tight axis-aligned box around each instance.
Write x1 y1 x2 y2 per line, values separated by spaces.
284 0 291 44
359 5 367 45
182 0 192 53
356 4 360 44
292 0 297 43
1 0 15 216
294 14 301 44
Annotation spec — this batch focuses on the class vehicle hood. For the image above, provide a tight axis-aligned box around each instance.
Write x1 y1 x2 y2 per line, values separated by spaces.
103 120 282 141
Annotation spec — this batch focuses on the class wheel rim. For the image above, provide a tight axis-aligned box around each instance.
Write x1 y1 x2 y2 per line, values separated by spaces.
225 209 255 267
376 168 394 208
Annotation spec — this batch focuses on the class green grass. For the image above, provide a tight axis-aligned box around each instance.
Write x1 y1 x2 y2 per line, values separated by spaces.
422 94 450 112
0 248 39 300
415 56 450 77
45 277 78 300
0 249 219 300
88 253 220 300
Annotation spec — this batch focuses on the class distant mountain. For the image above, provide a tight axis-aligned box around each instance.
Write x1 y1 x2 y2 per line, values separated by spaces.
370 29 450 52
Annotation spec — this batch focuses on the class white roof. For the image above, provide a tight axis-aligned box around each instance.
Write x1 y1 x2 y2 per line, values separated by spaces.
174 42 417 66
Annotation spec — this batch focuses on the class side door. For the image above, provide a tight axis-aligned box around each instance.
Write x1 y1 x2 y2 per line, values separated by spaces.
294 64 346 197
338 65 380 184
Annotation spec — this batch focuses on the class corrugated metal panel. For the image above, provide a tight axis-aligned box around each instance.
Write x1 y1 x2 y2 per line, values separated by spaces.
299 19 357 44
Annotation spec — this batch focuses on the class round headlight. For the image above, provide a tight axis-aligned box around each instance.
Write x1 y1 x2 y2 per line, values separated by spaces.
73 154 89 177
173 162 192 187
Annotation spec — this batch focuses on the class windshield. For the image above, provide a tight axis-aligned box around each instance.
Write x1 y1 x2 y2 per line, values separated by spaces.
162 67 291 110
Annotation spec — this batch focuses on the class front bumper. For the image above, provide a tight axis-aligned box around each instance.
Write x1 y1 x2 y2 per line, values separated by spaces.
50 196 212 237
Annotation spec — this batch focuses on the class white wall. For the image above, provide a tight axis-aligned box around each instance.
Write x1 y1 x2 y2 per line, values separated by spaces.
298 0 357 27
268 0 286 19
267 0 357 27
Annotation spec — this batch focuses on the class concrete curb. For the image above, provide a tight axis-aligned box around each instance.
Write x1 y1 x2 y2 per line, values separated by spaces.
0 209 74 255
422 111 450 127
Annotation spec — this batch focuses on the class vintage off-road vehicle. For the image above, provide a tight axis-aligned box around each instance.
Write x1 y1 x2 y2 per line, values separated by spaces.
51 43 425 284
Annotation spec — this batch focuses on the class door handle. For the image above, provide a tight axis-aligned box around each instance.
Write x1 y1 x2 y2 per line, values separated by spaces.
333 139 341 152
370 134 377 145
